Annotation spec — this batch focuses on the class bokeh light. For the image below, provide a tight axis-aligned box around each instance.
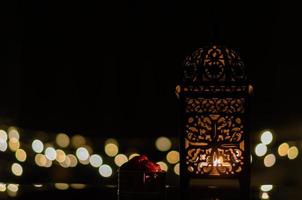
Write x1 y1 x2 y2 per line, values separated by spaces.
255 143 267 157
8 138 20 152
7 184 18 192
155 137 172 152
71 135 86 148
99 164 113 177
55 183 69 190
278 142 289 157
260 184 273 192
8 127 20 140
166 150 180 164
76 147 90 161
70 184 86 189
44 159 53 168
129 153 140 160
32 139 44 153
114 154 128 167
11 163 23 176
174 163 180 175
56 149 66 163
260 130 273 145
264 154 276 167
0 183 6 192
0 130 8 141
45 147 57 161
60 155 71 168
56 133 70 148
89 154 103 168
79 158 90 165
0 139 7 152
105 143 118 157
67 154 78 167
288 146 299 160
156 161 168 172
35 154 47 167
261 192 269 199
15 149 27 162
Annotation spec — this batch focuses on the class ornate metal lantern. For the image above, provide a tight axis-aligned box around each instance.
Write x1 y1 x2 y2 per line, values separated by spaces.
176 45 250 196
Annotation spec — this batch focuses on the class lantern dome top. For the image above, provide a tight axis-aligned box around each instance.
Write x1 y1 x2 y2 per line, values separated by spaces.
182 45 246 84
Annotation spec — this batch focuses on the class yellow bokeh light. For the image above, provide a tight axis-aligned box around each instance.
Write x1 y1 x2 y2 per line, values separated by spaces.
255 143 267 157
166 150 180 164
56 133 70 148
70 184 86 189
45 147 57 161
76 147 90 161
155 137 172 152
35 154 47 167
11 163 23 176
32 139 44 153
15 149 27 162
105 143 118 157
260 130 273 145
278 142 289 157
56 149 66 163
0 139 7 152
67 154 78 167
44 159 53 168
79 158 90 165
105 138 118 145
261 192 269 199
288 146 299 160
156 161 168 172
60 155 71 168
114 154 128 167
264 154 276 167
129 153 140 160
99 164 113 177
89 154 103 168
8 127 20 140
0 183 6 192
71 135 86 148
0 130 8 141
55 183 69 190
174 163 180 175
7 184 18 192
260 184 273 192
9 138 20 152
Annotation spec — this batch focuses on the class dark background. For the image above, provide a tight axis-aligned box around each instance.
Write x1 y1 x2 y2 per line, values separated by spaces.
3 0 301 139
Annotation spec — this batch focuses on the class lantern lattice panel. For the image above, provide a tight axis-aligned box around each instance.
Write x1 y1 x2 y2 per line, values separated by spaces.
179 45 249 178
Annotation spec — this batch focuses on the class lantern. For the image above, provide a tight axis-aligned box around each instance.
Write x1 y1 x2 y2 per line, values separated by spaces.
176 45 251 198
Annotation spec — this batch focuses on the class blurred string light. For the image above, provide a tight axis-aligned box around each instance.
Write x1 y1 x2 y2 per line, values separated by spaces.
260 184 273 192
255 143 267 157
278 142 289 157
71 135 86 148
44 158 53 168
8 138 20 152
32 139 44 153
0 139 7 152
7 184 18 192
35 154 47 167
99 164 112 177
55 149 66 163
264 154 276 167
156 161 168 172
104 140 119 157
129 153 140 160
56 133 70 148
114 154 128 167
76 147 90 161
67 154 78 167
155 137 172 152
260 130 273 145
8 127 20 140
89 154 103 168
70 184 86 189
166 150 180 164
261 192 269 199
287 146 299 160
45 147 57 161
15 149 27 162
60 156 71 168
174 163 180 175
0 129 8 141
55 183 69 190
11 163 23 176
0 183 6 192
